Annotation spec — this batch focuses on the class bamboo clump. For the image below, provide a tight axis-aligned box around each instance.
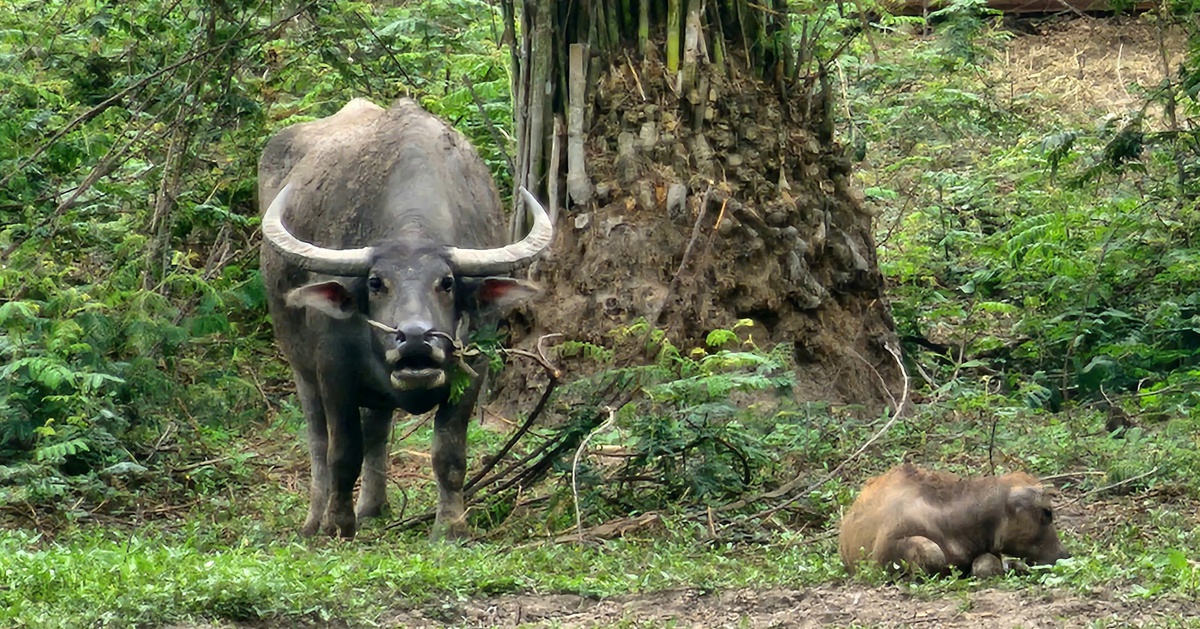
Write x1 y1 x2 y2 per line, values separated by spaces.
505 0 805 239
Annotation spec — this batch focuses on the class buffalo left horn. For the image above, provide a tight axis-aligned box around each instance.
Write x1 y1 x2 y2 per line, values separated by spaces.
447 187 554 275
261 182 375 276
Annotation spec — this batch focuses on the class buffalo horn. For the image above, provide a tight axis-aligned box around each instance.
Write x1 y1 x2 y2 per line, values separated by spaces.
447 187 554 275
261 183 374 275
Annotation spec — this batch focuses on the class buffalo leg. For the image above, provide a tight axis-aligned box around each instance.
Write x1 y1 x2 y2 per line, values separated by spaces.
323 396 363 538
971 553 1005 578
356 408 393 519
430 367 487 540
878 535 948 574
296 373 330 538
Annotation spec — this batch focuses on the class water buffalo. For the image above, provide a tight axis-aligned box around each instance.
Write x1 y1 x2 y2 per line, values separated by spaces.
838 464 1070 578
258 98 553 539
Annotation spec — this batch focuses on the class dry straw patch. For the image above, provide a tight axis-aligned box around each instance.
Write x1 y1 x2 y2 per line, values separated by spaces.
996 17 1186 126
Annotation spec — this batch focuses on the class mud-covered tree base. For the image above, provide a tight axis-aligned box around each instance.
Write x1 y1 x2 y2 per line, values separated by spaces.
496 1 900 409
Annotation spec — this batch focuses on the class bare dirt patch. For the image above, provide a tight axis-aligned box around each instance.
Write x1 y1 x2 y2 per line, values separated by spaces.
386 586 1198 628
997 16 1185 122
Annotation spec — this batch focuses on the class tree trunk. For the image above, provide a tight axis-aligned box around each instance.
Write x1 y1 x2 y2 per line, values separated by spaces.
505 0 901 408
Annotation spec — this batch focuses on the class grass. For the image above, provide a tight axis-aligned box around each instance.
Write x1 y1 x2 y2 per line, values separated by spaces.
1 506 1197 627
2 391 1198 627
0 525 837 627
3 12 1200 629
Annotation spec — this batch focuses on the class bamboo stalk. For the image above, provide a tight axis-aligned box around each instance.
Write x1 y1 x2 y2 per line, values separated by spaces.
548 115 563 226
594 0 610 54
525 0 553 199
736 0 751 75
510 0 533 242
606 0 620 50
567 43 592 206
777 0 795 82
667 0 681 73
681 0 701 93
502 0 519 102
706 1 725 75
638 0 650 58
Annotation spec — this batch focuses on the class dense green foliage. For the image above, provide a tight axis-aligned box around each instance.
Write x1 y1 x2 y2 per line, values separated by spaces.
0 0 510 508
842 5 1200 413
3 0 1200 625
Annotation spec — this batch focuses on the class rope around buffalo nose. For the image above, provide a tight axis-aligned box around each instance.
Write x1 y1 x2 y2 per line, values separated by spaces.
367 318 479 378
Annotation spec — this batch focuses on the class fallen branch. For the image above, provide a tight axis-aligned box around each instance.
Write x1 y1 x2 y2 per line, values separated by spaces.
552 512 662 545
463 334 563 494
171 455 237 474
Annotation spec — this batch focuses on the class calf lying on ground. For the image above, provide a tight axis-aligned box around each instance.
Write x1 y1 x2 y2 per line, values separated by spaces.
838 464 1070 578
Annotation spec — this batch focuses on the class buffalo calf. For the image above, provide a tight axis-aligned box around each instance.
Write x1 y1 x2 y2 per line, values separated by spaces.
838 464 1070 578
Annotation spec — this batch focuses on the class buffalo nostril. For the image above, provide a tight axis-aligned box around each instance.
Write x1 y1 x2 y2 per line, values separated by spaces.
395 322 434 349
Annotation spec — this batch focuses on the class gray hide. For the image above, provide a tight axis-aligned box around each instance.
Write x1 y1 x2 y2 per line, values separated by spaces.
258 98 550 539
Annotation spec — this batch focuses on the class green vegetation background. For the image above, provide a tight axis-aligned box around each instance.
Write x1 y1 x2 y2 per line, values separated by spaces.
1 0 1199 626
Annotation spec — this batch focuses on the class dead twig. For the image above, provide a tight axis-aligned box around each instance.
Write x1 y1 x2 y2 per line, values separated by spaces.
463 334 564 493
515 512 662 548
393 414 433 444
571 405 618 536
625 52 646 101
845 346 897 411
349 9 418 90
171 455 236 474
1065 466 1161 506
1039 471 1108 484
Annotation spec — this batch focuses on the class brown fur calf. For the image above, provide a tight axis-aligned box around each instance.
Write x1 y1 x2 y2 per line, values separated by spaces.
839 464 1070 578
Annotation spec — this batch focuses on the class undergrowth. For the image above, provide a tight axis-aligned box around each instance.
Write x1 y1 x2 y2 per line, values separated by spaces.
3 0 1200 626
0 0 510 517
839 7 1200 414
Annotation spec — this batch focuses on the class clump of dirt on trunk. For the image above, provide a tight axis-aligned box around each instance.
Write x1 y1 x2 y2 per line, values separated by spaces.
496 53 900 412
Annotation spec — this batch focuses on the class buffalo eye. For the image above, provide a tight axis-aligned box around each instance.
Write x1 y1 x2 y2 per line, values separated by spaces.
368 276 383 293
439 276 454 293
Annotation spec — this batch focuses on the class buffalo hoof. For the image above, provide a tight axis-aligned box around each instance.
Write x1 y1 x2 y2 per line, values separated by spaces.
430 518 470 542
971 553 1005 579
321 510 358 539
321 520 357 539
355 501 391 520
300 515 322 538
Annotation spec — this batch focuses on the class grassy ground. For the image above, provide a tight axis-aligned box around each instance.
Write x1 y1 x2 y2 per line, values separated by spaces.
2 370 1198 627
3 15 1200 629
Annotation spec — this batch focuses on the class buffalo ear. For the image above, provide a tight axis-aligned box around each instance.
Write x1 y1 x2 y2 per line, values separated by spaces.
286 281 356 319
1006 485 1043 513
461 277 540 314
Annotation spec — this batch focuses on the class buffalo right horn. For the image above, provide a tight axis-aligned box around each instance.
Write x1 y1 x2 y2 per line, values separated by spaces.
261 182 375 276
447 187 554 275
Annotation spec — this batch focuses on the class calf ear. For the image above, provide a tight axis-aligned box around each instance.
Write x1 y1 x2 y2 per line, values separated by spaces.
1006 485 1043 512
286 281 356 319
461 277 540 314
